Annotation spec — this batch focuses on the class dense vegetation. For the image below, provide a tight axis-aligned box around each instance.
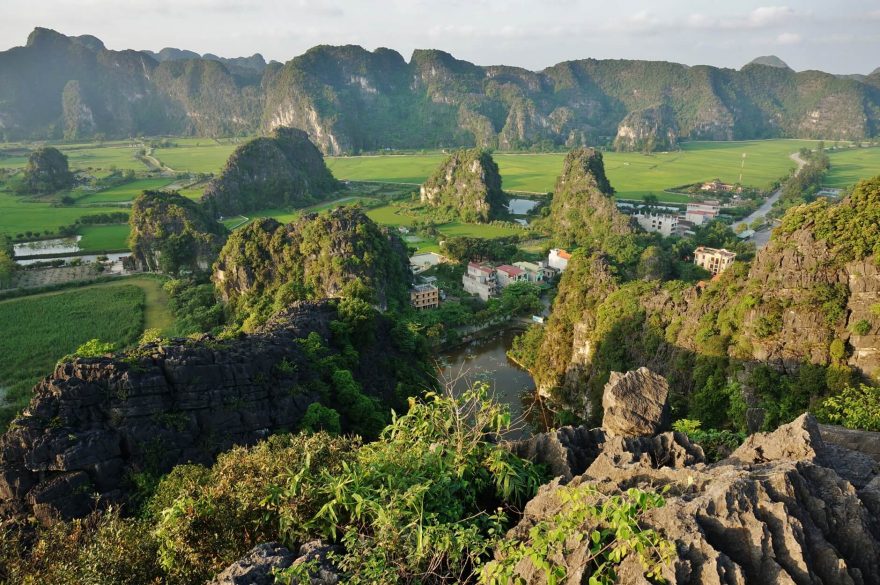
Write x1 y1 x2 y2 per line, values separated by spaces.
201 127 340 216
0 389 679 584
17 146 73 194
214 207 411 329
419 149 507 223
129 190 227 274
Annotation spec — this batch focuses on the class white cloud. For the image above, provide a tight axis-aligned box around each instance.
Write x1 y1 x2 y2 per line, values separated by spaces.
776 32 802 45
748 6 796 27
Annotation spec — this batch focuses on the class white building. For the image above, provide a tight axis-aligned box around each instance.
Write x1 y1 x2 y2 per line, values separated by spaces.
685 202 720 226
633 212 680 237
694 246 736 275
462 262 497 301
548 248 571 272
409 252 446 274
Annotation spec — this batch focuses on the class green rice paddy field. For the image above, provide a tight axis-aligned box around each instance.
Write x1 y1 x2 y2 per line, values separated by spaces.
0 277 172 426
327 140 828 201
824 148 880 189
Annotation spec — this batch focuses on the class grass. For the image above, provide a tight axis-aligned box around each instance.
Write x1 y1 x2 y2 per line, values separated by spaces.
154 142 239 173
824 147 880 189
0 276 173 427
77 224 131 251
0 189 129 240
76 178 175 204
328 139 823 202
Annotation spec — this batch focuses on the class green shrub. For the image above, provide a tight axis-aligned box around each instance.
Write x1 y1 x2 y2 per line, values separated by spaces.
851 319 873 336
671 419 745 462
481 484 676 585
817 384 880 431
299 403 341 435
272 385 546 584
153 433 357 583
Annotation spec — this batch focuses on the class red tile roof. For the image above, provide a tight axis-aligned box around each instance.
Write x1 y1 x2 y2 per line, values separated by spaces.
496 264 524 276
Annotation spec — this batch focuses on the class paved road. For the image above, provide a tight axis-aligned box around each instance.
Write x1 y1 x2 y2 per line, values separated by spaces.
732 152 807 249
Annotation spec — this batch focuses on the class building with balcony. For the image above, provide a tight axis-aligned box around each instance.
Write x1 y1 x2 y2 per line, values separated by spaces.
462 262 498 301
410 283 440 310
694 246 736 275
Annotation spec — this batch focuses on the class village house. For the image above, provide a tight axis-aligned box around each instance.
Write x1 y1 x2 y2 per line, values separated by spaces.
495 264 528 288
685 201 721 226
700 180 740 193
409 252 446 274
410 283 440 310
462 262 497 301
513 261 545 283
633 212 680 237
694 246 736 275
548 248 571 272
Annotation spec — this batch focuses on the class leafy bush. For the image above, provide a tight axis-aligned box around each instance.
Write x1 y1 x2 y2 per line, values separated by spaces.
671 419 745 462
481 484 676 585
817 384 880 431
153 433 357 583
271 385 546 584
851 319 872 336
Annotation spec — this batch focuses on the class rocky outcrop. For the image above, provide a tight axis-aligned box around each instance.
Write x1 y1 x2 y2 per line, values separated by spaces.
613 104 679 152
535 176 880 422
507 413 880 584
128 190 227 273
0 301 429 523
546 147 638 250
201 127 340 217
213 207 412 325
419 149 507 223
601 367 670 438
22 146 73 194
211 541 341 585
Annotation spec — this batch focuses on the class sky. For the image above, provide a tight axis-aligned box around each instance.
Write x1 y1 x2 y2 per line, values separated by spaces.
1 0 879 74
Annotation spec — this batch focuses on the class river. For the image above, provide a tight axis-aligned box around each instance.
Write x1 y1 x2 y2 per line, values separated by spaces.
436 328 550 439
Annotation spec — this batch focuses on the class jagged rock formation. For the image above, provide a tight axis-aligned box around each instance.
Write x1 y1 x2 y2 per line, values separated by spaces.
128 190 227 273
613 104 679 152
211 541 340 585
1 28 878 146
213 207 411 325
419 149 507 223
601 367 670 438
0 301 429 523
21 146 73 193
546 148 638 250
533 176 880 423
201 127 340 216
505 371 880 584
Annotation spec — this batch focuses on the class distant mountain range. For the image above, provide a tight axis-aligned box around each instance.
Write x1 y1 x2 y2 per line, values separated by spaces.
1 28 879 153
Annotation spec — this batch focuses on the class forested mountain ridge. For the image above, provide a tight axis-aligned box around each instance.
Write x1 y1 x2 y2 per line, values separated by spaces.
1 28 879 151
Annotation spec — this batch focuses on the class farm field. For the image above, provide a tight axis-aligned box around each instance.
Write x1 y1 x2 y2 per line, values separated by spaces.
77 224 131 251
328 139 824 201
824 147 880 189
153 141 240 173
76 178 175 204
0 277 171 426
0 189 127 240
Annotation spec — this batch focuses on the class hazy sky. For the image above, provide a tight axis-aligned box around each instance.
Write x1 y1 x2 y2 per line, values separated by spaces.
2 0 879 73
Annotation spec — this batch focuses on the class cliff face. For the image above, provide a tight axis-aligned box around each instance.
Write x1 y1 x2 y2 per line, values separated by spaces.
535 176 880 426
201 127 340 216
128 190 227 274
419 149 507 223
613 104 679 152
2 29 879 148
0 301 430 523
546 148 638 250
213 207 411 326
